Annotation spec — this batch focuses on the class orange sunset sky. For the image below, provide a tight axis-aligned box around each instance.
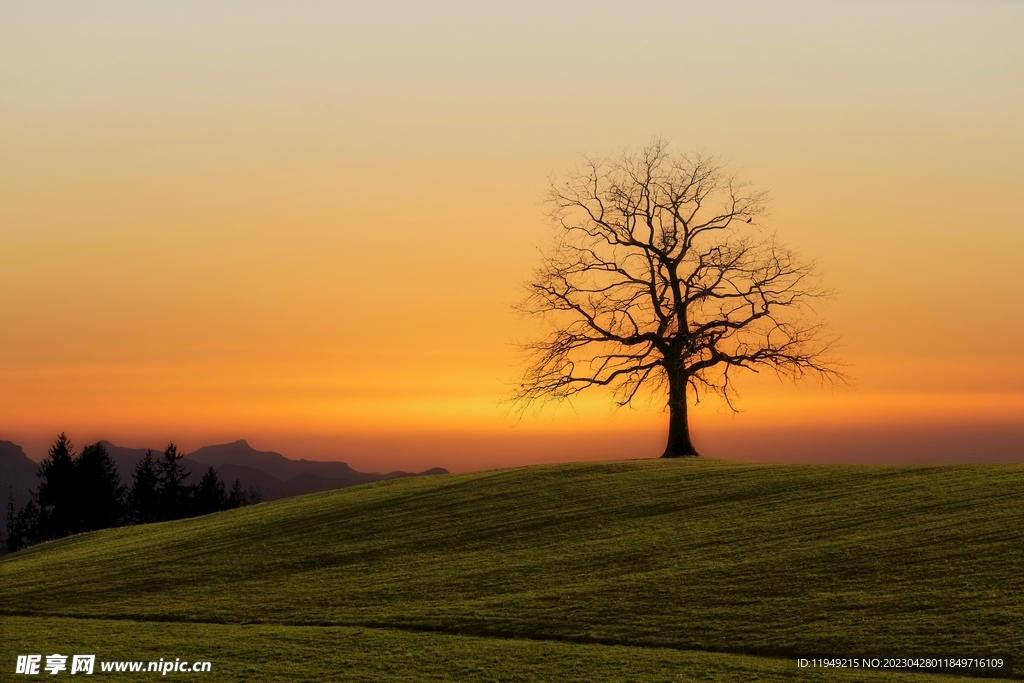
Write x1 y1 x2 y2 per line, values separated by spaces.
2 2 1023 471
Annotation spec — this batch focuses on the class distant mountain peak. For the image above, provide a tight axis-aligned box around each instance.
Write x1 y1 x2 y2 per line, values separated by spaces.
419 467 449 476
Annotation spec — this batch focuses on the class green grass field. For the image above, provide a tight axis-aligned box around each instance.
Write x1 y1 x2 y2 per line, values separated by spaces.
2 459 1023 680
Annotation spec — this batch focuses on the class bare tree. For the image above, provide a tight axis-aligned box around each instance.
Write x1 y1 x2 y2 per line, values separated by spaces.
514 139 840 457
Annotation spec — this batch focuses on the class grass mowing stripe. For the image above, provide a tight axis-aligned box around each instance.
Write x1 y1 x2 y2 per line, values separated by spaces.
2 616 1010 682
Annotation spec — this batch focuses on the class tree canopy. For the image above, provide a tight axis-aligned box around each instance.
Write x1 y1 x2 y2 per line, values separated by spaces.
514 139 840 456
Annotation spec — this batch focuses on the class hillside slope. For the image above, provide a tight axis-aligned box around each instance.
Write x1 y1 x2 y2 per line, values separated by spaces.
2 459 1023 677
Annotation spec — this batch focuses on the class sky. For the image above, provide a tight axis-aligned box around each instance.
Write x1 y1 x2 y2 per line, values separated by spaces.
2 1 1022 471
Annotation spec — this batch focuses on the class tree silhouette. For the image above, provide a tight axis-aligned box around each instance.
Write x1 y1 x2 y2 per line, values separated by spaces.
129 449 162 524
227 479 262 508
7 497 41 551
75 442 126 531
35 433 77 538
193 466 227 516
227 479 244 509
4 487 19 554
514 140 840 456
157 443 192 520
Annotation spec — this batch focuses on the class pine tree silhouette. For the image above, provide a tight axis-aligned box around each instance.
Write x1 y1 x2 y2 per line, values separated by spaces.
129 449 162 524
193 466 227 516
35 433 77 539
75 442 126 531
157 443 192 520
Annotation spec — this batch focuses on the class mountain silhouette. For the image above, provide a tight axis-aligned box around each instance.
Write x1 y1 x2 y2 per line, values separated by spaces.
186 440 442 497
99 441 207 488
0 439 447 505
188 440 413 482
0 440 38 510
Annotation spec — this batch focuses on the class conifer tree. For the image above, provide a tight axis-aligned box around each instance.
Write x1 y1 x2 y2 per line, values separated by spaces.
4 487 20 554
226 479 261 509
193 466 227 516
157 443 192 520
35 433 77 539
227 479 244 509
75 442 126 531
129 449 162 524
15 498 42 548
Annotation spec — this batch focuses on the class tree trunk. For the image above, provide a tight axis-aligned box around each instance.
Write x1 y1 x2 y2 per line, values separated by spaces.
662 365 699 457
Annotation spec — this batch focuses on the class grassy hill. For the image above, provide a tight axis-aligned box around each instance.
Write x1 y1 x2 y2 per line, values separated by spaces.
2 459 1023 681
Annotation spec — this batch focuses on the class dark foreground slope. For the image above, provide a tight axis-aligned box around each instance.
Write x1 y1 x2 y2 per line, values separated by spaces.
2 459 1023 680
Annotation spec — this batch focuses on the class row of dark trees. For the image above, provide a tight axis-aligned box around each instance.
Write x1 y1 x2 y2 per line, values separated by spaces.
3 434 260 554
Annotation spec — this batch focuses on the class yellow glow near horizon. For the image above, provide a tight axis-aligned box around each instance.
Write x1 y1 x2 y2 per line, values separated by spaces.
2 2 1023 469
